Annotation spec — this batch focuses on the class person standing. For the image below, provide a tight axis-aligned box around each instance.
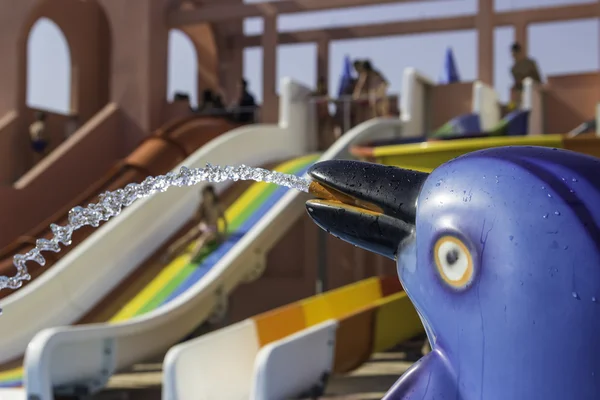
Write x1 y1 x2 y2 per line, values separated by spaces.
509 42 542 108
29 111 49 162
64 115 79 140
232 79 257 124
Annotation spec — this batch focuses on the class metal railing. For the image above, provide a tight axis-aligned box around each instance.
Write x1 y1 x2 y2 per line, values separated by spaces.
308 93 400 136
192 105 261 124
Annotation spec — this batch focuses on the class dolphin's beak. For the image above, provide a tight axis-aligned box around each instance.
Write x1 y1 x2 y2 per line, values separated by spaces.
305 160 428 260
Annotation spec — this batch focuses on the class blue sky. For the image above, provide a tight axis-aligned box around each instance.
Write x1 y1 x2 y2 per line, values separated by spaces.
27 0 599 114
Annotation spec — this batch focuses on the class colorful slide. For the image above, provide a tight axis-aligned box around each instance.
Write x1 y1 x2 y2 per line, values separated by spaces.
163 276 424 400
0 114 238 297
0 79 403 399
0 154 316 390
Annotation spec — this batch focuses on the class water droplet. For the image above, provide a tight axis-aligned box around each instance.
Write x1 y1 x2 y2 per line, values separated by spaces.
519 281 524 286
563 245 569 250
554 211 561 216
509 235 514 241
543 213 549 219
572 292 580 300
572 178 578 182
547 193 552 198
541 186 546 190
592 297 597 303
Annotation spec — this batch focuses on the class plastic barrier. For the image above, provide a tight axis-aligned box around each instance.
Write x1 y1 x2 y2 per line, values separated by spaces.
373 291 423 353
163 320 260 400
400 68 434 137
522 77 543 135
250 320 337 400
401 68 498 138
472 81 500 132
163 276 422 400
20 81 403 399
300 277 382 326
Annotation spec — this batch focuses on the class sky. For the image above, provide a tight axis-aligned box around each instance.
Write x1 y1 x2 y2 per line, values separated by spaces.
27 0 599 114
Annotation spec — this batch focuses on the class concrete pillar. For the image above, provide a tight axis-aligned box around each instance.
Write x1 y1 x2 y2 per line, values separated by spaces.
216 33 243 105
317 38 329 85
476 0 494 86
261 14 278 124
514 21 528 55
99 0 170 145
0 0 37 115
181 23 220 99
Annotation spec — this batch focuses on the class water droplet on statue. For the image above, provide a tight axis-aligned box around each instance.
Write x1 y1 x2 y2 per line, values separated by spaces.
592 297 597 303
554 211 560 216
572 292 580 300
509 235 514 241
572 178 578 182
543 213 549 219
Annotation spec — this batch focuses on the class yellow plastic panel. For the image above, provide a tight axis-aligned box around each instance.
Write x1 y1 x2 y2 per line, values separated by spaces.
252 303 306 347
301 277 383 327
373 134 564 170
373 291 424 353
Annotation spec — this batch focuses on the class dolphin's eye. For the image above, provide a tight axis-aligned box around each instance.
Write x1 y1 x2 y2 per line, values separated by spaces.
434 236 473 288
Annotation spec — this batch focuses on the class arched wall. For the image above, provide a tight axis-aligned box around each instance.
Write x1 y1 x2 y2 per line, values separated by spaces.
21 0 112 122
181 23 220 97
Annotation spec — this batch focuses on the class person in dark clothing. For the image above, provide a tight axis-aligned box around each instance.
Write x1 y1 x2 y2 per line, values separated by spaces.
509 42 542 108
233 79 257 123
29 111 49 162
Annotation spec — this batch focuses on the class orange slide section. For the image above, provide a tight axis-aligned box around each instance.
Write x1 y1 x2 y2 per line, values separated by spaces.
0 115 239 299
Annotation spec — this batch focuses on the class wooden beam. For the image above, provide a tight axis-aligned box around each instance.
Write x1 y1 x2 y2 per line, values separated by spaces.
167 0 458 26
495 3 599 25
238 2 600 47
241 15 476 47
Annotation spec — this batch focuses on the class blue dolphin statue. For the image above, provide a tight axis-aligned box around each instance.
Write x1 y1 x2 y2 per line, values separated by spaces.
305 146 600 400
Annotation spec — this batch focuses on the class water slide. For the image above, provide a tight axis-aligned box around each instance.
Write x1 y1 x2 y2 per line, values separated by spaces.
0 114 238 297
399 67 500 139
0 79 403 399
0 154 317 391
350 78 600 172
163 276 424 400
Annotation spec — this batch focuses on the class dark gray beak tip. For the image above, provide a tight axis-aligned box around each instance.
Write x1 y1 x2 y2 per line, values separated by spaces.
308 160 429 224
305 199 414 260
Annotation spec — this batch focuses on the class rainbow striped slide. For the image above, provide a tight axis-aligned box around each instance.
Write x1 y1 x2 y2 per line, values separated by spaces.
0 154 319 388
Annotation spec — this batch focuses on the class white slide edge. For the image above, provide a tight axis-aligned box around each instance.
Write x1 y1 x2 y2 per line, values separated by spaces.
21 90 403 398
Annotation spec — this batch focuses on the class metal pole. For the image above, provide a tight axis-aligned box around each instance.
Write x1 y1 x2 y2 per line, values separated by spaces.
343 97 351 133
316 228 328 294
